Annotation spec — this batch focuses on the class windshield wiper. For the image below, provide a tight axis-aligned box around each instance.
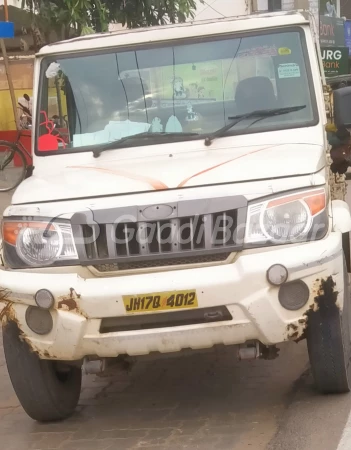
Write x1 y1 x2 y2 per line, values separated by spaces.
93 131 199 158
204 105 306 146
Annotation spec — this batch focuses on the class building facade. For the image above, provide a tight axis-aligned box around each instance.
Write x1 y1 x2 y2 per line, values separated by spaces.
3 0 21 6
192 0 251 20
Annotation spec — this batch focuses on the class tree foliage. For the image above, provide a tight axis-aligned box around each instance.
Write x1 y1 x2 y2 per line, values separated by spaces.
21 0 200 45
105 0 198 28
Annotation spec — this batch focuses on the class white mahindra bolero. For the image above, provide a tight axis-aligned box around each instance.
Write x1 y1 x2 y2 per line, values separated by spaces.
2 11 351 422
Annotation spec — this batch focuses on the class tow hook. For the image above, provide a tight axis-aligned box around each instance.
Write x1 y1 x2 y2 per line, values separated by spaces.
83 355 134 375
237 342 280 361
237 342 260 360
83 357 106 375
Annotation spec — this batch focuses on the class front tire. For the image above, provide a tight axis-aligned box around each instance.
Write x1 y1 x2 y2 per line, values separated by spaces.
3 321 82 422
343 232 351 273
307 264 351 394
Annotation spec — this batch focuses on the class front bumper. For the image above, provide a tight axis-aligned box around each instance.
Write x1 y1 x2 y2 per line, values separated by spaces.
0 232 345 360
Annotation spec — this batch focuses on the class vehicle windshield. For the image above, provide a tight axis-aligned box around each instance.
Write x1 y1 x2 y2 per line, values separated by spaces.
37 28 316 154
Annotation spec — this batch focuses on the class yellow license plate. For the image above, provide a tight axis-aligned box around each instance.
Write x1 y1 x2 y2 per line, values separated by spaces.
123 290 198 313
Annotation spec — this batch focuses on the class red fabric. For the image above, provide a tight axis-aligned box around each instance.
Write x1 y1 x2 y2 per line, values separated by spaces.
38 134 59 151
38 111 66 151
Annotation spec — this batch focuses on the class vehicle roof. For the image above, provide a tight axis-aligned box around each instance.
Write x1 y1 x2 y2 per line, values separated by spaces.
38 10 310 57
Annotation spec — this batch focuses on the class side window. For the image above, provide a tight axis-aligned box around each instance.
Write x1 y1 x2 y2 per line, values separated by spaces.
38 71 70 152
47 75 68 129
268 0 282 11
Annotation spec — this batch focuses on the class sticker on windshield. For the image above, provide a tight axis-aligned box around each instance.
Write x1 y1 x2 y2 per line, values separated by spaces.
151 117 163 133
238 46 277 58
278 63 301 79
46 62 61 78
278 47 292 56
186 103 199 122
165 115 182 132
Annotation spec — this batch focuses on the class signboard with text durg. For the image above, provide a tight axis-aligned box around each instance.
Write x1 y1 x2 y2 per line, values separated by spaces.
321 47 349 77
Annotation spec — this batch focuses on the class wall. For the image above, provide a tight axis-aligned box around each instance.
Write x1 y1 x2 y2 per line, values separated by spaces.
256 0 341 16
256 0 295 10
341 0 351 18
4 0 22 7
108 23 126 31
255 0 317 13
0 58 34 131
281 0 340 15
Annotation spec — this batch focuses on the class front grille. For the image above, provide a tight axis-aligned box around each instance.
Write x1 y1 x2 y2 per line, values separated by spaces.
83 214 236 257
100 306 233 333
94 253 231 272
71 195 247 265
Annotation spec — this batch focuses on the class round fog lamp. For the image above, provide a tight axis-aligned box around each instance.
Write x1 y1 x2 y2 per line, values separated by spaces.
278 280 310 311
25 306 53 335
35 289 54 309
267 264 288 286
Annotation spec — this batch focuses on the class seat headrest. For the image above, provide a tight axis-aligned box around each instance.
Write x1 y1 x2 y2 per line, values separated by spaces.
116 77 152 108
235 76 276 114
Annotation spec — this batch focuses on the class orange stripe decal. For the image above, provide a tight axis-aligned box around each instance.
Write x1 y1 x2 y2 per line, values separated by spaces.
177 145 279 188
67 166 169 190
68 144 279 192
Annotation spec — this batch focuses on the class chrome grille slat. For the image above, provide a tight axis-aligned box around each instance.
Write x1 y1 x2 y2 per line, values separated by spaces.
204 213 213 247
137 222 148 255
171 218 179 253
156 221 162 253
223 212 227 246
124 224 130 256
190 218 194 251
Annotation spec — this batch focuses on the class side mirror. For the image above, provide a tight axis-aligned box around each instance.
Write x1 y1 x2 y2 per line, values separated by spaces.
333 86 351 128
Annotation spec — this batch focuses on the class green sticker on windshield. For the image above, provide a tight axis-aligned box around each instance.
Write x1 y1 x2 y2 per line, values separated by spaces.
278 47 292 56
278 63 301 79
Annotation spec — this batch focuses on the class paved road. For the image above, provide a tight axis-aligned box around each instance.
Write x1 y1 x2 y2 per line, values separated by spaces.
1 189 351 450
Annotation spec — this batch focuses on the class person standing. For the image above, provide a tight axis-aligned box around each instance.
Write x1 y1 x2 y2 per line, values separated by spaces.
325 0 337 17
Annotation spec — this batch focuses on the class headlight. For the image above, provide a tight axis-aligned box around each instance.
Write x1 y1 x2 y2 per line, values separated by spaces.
245 188 327 247
2 220 78 268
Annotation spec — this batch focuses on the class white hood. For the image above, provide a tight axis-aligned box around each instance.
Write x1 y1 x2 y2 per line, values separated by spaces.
12 139 325 205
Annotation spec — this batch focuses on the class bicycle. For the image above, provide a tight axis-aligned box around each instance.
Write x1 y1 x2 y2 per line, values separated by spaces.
0 95 34 192
0 94 70 191
0 95 68 192
0 134 33 192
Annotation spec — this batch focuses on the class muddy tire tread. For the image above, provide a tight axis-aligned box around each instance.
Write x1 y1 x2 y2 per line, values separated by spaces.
3 321 81 422
342 232 351 273
307 265 351 394
307 310 348 393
